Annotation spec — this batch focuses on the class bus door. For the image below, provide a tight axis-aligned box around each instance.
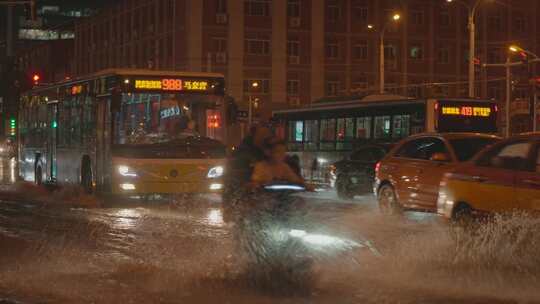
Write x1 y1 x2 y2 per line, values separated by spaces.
96 96 112 191
47 102 58 182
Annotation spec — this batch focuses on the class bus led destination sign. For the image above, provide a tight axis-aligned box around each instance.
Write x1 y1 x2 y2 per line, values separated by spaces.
134 78 209 92
441 106 491 117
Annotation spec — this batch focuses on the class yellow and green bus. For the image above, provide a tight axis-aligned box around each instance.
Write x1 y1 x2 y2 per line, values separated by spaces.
19 69 228 195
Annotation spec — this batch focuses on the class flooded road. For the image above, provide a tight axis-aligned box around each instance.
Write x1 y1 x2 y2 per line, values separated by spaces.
1 184 540 303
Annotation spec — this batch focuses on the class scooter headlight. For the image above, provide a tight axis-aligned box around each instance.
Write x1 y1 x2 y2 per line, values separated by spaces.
207 166 224 178
118 165 137 177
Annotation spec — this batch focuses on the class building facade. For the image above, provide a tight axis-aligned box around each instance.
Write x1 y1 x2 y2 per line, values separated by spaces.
73 0 540 130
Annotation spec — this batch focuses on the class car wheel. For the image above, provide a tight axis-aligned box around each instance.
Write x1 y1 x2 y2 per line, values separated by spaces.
378 184 402 215
336 176 354 200
452 203 474 227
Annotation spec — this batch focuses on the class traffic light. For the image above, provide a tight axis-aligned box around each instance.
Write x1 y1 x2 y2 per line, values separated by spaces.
32 74 40 85
9 118 16 137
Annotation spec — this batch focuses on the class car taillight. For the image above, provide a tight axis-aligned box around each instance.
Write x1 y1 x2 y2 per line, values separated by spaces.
375 162 381 173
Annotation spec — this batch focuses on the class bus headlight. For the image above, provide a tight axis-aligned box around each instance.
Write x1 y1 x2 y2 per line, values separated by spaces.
120 183 136 191
207 166 224 178
118 165 138 177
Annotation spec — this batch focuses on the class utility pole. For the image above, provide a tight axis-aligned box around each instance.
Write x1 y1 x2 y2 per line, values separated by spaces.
483 59 530 137
468 13 475 98
7 4 14 57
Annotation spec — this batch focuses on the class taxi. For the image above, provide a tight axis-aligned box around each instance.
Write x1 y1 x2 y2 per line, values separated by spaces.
437 133 540 221
374 133 500 214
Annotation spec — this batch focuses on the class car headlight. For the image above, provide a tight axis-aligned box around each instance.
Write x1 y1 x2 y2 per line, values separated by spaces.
207 166 224 178
117 165 137 177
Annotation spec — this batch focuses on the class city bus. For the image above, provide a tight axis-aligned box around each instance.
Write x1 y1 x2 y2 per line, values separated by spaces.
272 95 498 182
18 69 228 195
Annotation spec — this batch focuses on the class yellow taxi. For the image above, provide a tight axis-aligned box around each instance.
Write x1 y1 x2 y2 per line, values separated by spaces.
437 133 540 221
374 133 500 214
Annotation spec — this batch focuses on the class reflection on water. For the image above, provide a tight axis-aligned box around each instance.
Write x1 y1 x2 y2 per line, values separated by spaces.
111 208 143 229
0 157 17 184
205 208 224 227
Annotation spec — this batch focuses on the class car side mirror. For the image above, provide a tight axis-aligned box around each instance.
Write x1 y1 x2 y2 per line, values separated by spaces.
431 152 451 162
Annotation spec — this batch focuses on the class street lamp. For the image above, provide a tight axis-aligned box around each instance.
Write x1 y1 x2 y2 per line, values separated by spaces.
367 12 401 94
509 45 540 60
248 81 259 126
446 0 489 98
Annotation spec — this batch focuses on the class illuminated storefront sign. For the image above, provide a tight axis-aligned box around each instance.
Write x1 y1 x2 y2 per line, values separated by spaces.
441 106 491 117
134 78 210 92
160 105 181 119
71 85 83 95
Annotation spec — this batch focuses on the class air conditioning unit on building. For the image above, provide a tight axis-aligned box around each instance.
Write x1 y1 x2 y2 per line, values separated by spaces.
215 52 227 63
288 56 300 64
216 13 228 24
289 17 301 28
288 97 301 106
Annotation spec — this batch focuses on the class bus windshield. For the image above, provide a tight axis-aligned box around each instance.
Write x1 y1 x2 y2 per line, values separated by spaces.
114 93 223 145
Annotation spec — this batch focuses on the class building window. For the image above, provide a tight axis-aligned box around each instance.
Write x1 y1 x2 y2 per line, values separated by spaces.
216 0 227 13
515 17 526 33
354 6 368 22
288 120 304 142
410 44 423 60
327 2 340 22
304 120 319 150
440 9 450 26
356 117 372 139
487 48 502 63
326 81 340 96
374 116 391 139
393 115 410 139
515 87 528 100
287 0 300 18
384 44 396 60
212 37 227 52
411 10 424 25
336 118 355 150
437 47 450 64
245 0 270 17
320 118 336 150
353 41 368 60
326 40 339 59
243 79 270 93
246 38 270 55
488 15 503 31
287 79 299 96
352 79 368 91
407 86 422 98
488 86 502 100
287 39 299 56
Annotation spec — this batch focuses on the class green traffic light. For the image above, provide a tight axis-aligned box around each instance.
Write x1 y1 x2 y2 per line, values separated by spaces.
52 121 58 128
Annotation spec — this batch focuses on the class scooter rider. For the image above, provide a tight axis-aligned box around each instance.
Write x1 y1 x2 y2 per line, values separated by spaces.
222 125 273 218
250 137 310 189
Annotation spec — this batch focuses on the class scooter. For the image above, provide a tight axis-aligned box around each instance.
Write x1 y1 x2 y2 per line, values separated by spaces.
233 182 315 293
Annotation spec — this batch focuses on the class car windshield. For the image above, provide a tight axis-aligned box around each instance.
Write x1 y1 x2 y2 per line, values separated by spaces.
449 137 499 161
